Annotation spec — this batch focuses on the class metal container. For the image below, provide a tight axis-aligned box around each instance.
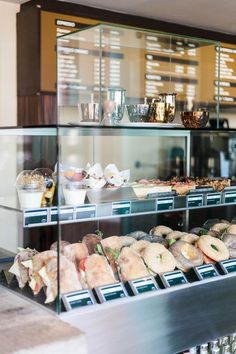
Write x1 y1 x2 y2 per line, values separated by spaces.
126 104 150 122
102 87 126 125
180 109 209 128
148 93 176 123
79 103 100 123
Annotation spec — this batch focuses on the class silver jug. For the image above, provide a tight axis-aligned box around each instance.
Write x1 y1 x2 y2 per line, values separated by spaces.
148 93 176 123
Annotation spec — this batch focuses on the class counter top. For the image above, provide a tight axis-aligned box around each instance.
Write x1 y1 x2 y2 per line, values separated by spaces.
0 286 87 354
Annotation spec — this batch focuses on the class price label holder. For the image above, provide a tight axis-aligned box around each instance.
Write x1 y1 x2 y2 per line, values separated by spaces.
219 258 236 274
187 194 203 208
50 207 58 223
131 199 156 214
206 192 222 206
94 282 128 303
156 197 174 211
58 206 74 221
160 270 188 288
224 191 236 204
128 276 159 295
62 289 96 311
76 204 96 220
194 264 220 280
112 201 131 216
24 208 48 227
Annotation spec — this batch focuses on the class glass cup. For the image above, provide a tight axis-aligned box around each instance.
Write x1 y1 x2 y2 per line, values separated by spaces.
15 170 45 209
63 182 87 206
102 87 126 125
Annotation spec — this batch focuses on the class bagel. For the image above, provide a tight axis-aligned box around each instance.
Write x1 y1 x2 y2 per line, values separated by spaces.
126 231 149 240
120 236 136 247
227 225 236 235
142 243 176 274
130 240 150 255
150 236 168 248
197 235 229 262
169 240 203 272
149 225 172 237
210 223 229 234
189 227 208 236
207 230 221 238
166 231 186 240
180 233 199 244
222 233 236 258
117 247 150 281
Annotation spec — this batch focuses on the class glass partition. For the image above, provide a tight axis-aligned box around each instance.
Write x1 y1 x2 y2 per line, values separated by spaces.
57 24 220 127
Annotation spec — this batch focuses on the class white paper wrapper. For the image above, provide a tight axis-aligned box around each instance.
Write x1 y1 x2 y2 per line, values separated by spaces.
86 163 104 179
104 164 130 187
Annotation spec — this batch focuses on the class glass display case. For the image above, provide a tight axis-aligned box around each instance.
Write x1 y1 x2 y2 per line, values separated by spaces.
1 24 236 354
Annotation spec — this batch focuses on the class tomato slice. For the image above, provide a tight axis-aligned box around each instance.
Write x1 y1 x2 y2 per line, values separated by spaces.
79 258 87 271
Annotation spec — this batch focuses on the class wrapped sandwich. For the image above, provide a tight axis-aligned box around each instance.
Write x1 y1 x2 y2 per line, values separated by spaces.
9 248 38 289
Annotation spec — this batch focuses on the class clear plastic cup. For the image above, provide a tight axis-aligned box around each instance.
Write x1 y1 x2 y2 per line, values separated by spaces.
63 182 86 206
16 170 45 209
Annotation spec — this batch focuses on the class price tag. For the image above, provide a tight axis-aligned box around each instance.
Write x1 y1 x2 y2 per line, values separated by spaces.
128 276 159 295
187 194 203 208
76 205 96 220
194 264 219 280
206 193 222 206
95 282 128 303
160 270 188 288
112 201 131 216
24 208 48 226
224 191 236 204
50 207 58 222
131 200 156 214
219 258 236 274
58 206 74 221
156 197 174 211
62 289 96 311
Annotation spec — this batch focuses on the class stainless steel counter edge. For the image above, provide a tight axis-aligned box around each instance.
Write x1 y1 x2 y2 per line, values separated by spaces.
61 273 236 354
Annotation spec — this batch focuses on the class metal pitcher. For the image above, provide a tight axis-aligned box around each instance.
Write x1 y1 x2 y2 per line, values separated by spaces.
148 93 176 123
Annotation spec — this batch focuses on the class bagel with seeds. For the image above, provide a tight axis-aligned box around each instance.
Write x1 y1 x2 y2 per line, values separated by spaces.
142 243 176 274
169 240 203 272
197 235 229 262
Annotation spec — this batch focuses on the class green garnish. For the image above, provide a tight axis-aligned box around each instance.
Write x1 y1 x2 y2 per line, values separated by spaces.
95 244 104 255
211 244 219 251
168 239 176 246
105 247 120 260
95 229 103 238
199 229 208 236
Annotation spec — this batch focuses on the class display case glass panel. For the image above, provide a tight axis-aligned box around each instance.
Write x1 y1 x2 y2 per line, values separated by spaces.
57 24 220 127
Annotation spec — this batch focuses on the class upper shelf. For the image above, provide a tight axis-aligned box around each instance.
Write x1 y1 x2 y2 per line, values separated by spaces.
0 187 235 228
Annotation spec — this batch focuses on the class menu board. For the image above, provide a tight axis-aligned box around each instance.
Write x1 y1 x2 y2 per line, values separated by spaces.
41 11 236 110
218 43 236 106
